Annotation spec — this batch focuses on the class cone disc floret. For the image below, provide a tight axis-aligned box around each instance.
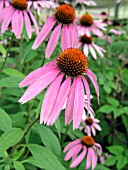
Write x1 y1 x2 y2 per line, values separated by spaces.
80 14 94 26
55 4 76 24
12 0 28 10
85 117 93 125
81 136 94 147
81 34 93 44
56 48 88 76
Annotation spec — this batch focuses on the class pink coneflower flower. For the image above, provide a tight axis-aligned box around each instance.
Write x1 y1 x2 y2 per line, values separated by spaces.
0 0 39 39
77 13 106 36
109 28 125 35
32 4 78 58
76 0 96 6
80 117 102 136
64 136 102 169
78 34 106 59
28 0 58 15
19 47 99 129
0 0 10 10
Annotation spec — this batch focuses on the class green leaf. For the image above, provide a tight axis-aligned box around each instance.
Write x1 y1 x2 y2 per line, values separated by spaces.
12 147 25 161
0 44 6 55
0 108 12 132
54 118 61 140
35 125 61 155
116 156 127 170
107 146 124 155
27 144 66 170
122 115 128 133
3 68 25 78
98 105 114 114
95 164 111 170
0 128 24 156
0 77 22 88
107 97 119 107
103 85 111 94
113 108 123 118
105 156 117 166
13 161 25 170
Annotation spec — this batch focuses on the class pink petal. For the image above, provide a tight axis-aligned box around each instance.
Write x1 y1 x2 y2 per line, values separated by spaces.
94 143 102 156
85 27 91 36
19 61 56 87
28 10 39 34
12 10 20 38
45 23 61 58
73 77 85 130
0 6 12 23
70 148 87 168
72 145 83 161
91 126 96 136
86 70 99 104
72 23 78 47
18 11 23 38
92 44 105 57
81 76 90 111
65 78 77 125
61 25 71 51
86 148 92 169
65 144 82 161
83 44 89 57
1 7 14 33
40 73 64 124
24 11 31 38
91 27 103 36
32 15 56 49
93 123 101 131
63 139 81 153
90 148 98 170
46 77 71 126
18 68 60 104
89 45 97 59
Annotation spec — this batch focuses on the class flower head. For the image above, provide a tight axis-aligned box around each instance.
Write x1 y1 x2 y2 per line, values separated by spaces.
78 34 106 59
77 13 106 36
80 117 102 136
64 136 102 169
32 4 78 58
19 47 99 129
0 0 39 38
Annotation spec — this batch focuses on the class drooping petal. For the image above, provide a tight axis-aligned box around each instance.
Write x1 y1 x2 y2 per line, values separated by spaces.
47 77 71 126
90 148 98 170
86 148 92 169
83 44 89 57
65 144 82 161
64 139 81 153
72 145 83 161
0 6 12 23
18 69 60 104
91 27 103 36
91 126 96 136
40 73 64 124
70 148 87 168
89 45 97 59
85 27 91 36
86 69 99 104
61 25 71 51
73 77 85 130
45 23 61 58
92 44 105 57
19 61 56 87
72 23 78 47
32 15 56 49
28 10 39 34
1 7 14 34
65 77 77 125
94 143 102 155
24 11 32 38
81 76 90 111
93 123 102 131
18 11 23 38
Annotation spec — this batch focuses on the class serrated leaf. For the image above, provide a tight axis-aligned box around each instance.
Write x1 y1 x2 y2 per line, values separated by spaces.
3 68 25 78
98 105 114 114
0 108 12 132
0 44 6 55
0 77 22 88
107 97 119 107
35 125 61 155
13 161 25 170
27 144 66 170
0 128 24 156
105 156 117 166
107 146 124 155
116 156 127 170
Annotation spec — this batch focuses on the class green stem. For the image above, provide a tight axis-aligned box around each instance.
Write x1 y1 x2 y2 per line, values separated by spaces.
19 36 23 72
0 34 14 74
10 115 39 156
61 125 70 145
